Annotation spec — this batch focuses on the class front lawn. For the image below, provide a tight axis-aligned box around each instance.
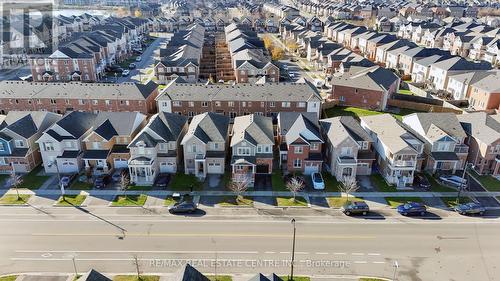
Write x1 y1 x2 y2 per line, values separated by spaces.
276 196 308 207
327 196 363 208
217 196 253 207
169 173 202 191
68 180 93 190
441 196 472 208
425 174 457 192
322 172 341 192
207 275 233 281
272 171 287 191
0 276 18 281
113 276 160 281
398 89 414 95
164 196 177 206
0 174 8 185
359 278 388 281
469 170 500 191
385 197 423 208
111 194 147 206
0 194 31 205
56 194 87 206
18 166 50 190
370 175 396 192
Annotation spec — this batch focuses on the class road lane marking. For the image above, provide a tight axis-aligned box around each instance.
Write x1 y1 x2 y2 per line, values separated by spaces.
30 233 376 239
279 252 290 254
333 253 346 255
315 252 329 255
264 251 275 254
354 261 367 264
352 253 364 256
372 261 386 264
367 253 381 256
16 250 259 254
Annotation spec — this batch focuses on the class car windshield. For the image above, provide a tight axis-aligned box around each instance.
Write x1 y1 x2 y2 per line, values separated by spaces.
403 203 412 209
313 174 322 183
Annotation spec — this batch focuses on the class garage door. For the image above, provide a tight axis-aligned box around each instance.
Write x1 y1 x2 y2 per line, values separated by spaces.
60 161 78 174
304 164 319 175
114 158 128 169
207 162 223 174
160 161 175 173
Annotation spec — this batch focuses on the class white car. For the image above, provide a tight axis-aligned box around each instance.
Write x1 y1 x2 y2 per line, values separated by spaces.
311 172 325 190
289 72 296 78
283 64 288 71
135 56 142 62
122 70 130 76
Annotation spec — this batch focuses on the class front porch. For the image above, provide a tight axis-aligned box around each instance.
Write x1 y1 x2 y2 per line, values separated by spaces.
82 150 111 176
429 151 460 173
232 157 256 187
335 156 357 181
128 156 157 185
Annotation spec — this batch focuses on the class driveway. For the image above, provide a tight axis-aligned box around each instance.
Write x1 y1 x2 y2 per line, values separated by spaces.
357 175 377 192
254 174 272 191
308 195 329 208
474 196 500 208
467 174 486 192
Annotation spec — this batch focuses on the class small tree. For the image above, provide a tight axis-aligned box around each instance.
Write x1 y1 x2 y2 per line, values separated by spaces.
271 47 285 60
120 174 130 193
340 176 359 202
285 39 299 53
228 179 249 202
263 35 274 51
286 176 305 202
10 171 23 201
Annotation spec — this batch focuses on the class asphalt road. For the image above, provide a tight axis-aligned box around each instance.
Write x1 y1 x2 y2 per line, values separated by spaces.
0 206 499 281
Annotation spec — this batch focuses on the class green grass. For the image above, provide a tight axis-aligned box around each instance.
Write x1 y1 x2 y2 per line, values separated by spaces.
272 171 287 191
217 196 253 207
207 276 233 281
322 172 341 192
276 196 308 207
18 166 50 190
325 106 383 119
441 197 472 208
111 194 147 206
370 174 396 192
126 185 153 191
398 89 414 95
469 170 500 191
359 278 388 281
0 174 8 185
279 277 310 281
327 196 363 208
113 276 160 281
56 194 87 206
385 197 423 208
164 196 177 206
0 276 18 281
425 174 457 192
169 173 202 191
68 180 93 190
0 194 31 205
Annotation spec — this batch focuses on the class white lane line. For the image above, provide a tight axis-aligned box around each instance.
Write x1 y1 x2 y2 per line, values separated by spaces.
279 251 290 254
15 250 259 254
367 253 381 256
354 261 367 264
352 253 364 256
264 251 275 254
316 252 329 255
333 252 346 255
296 252 309 255
372 261 386 264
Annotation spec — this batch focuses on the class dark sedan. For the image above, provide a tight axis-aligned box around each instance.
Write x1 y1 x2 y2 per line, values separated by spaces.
94 175 111 189
414 174 431 191
454 202 486 216
397 202 427 216
341 201 370 216
168 201 197 214
154 173 171 187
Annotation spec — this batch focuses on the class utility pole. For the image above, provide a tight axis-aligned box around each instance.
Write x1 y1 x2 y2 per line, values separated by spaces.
133 255 140 280
393 260 399 281
290 218 296 281
72 256 78 278
456 162 470 205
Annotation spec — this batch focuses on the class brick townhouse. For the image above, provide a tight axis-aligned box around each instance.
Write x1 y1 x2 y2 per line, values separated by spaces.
156 80 322 119
0 80 159 115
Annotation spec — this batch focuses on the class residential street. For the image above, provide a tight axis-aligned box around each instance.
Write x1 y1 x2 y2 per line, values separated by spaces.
0 205 499 281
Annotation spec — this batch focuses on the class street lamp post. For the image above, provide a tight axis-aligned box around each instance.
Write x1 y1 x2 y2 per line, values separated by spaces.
393 260 399 281
48 160 64 201
290 218 296 281
456 162 471 205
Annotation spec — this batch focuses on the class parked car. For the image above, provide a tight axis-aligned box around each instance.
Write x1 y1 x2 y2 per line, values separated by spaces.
289 72 296 78
414 174 431 191
341 201 370 216
454 202 485 216
282 64 288 71
168 201 197 214
439 175 467 188
122 70 130 76
311 172 325 190
112 169 128 183
60 174 76 188
94 175 111 189
397 202 427 216
129 63 136 69
154 173 171 187
135 56 142 62
290 57 298 62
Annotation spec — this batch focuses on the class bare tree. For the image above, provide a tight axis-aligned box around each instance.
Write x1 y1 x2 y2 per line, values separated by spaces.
286 176 305 202
228 179 249 202
132 254 141 280
340 176 359 202
10 171 23 201
120 173 130 193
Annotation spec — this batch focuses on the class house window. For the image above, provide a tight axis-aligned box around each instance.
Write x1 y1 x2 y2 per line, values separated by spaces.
188 101 194 107
260 101 265 107
191 144 197 153
294 146 303 154
228 101 234 107
293 158 302 168
78 99 85 105
242 102 247 107
202 102 208 107
341 147 352 156
92 100 98 105
14 140 25 148
65 141 75 149
282 102 291 108
0 157 6 165
213 143 219 149
0 143 4 151
105 100 111 106
215 101 221 107
270 102 275 107
297 102 306 108
173 101 182 107
159 143 167 151
257 145 262 153
237 147 251 156
310 143 319 150
43 142 54 151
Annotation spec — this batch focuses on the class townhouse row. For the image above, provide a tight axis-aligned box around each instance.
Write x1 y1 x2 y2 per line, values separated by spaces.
1 110 498 189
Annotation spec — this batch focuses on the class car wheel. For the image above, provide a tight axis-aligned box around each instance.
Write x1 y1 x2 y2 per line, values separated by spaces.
402 212 407 216
345 211 350 216
420 211 425 216
479 211 484 216
362 211 367 216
